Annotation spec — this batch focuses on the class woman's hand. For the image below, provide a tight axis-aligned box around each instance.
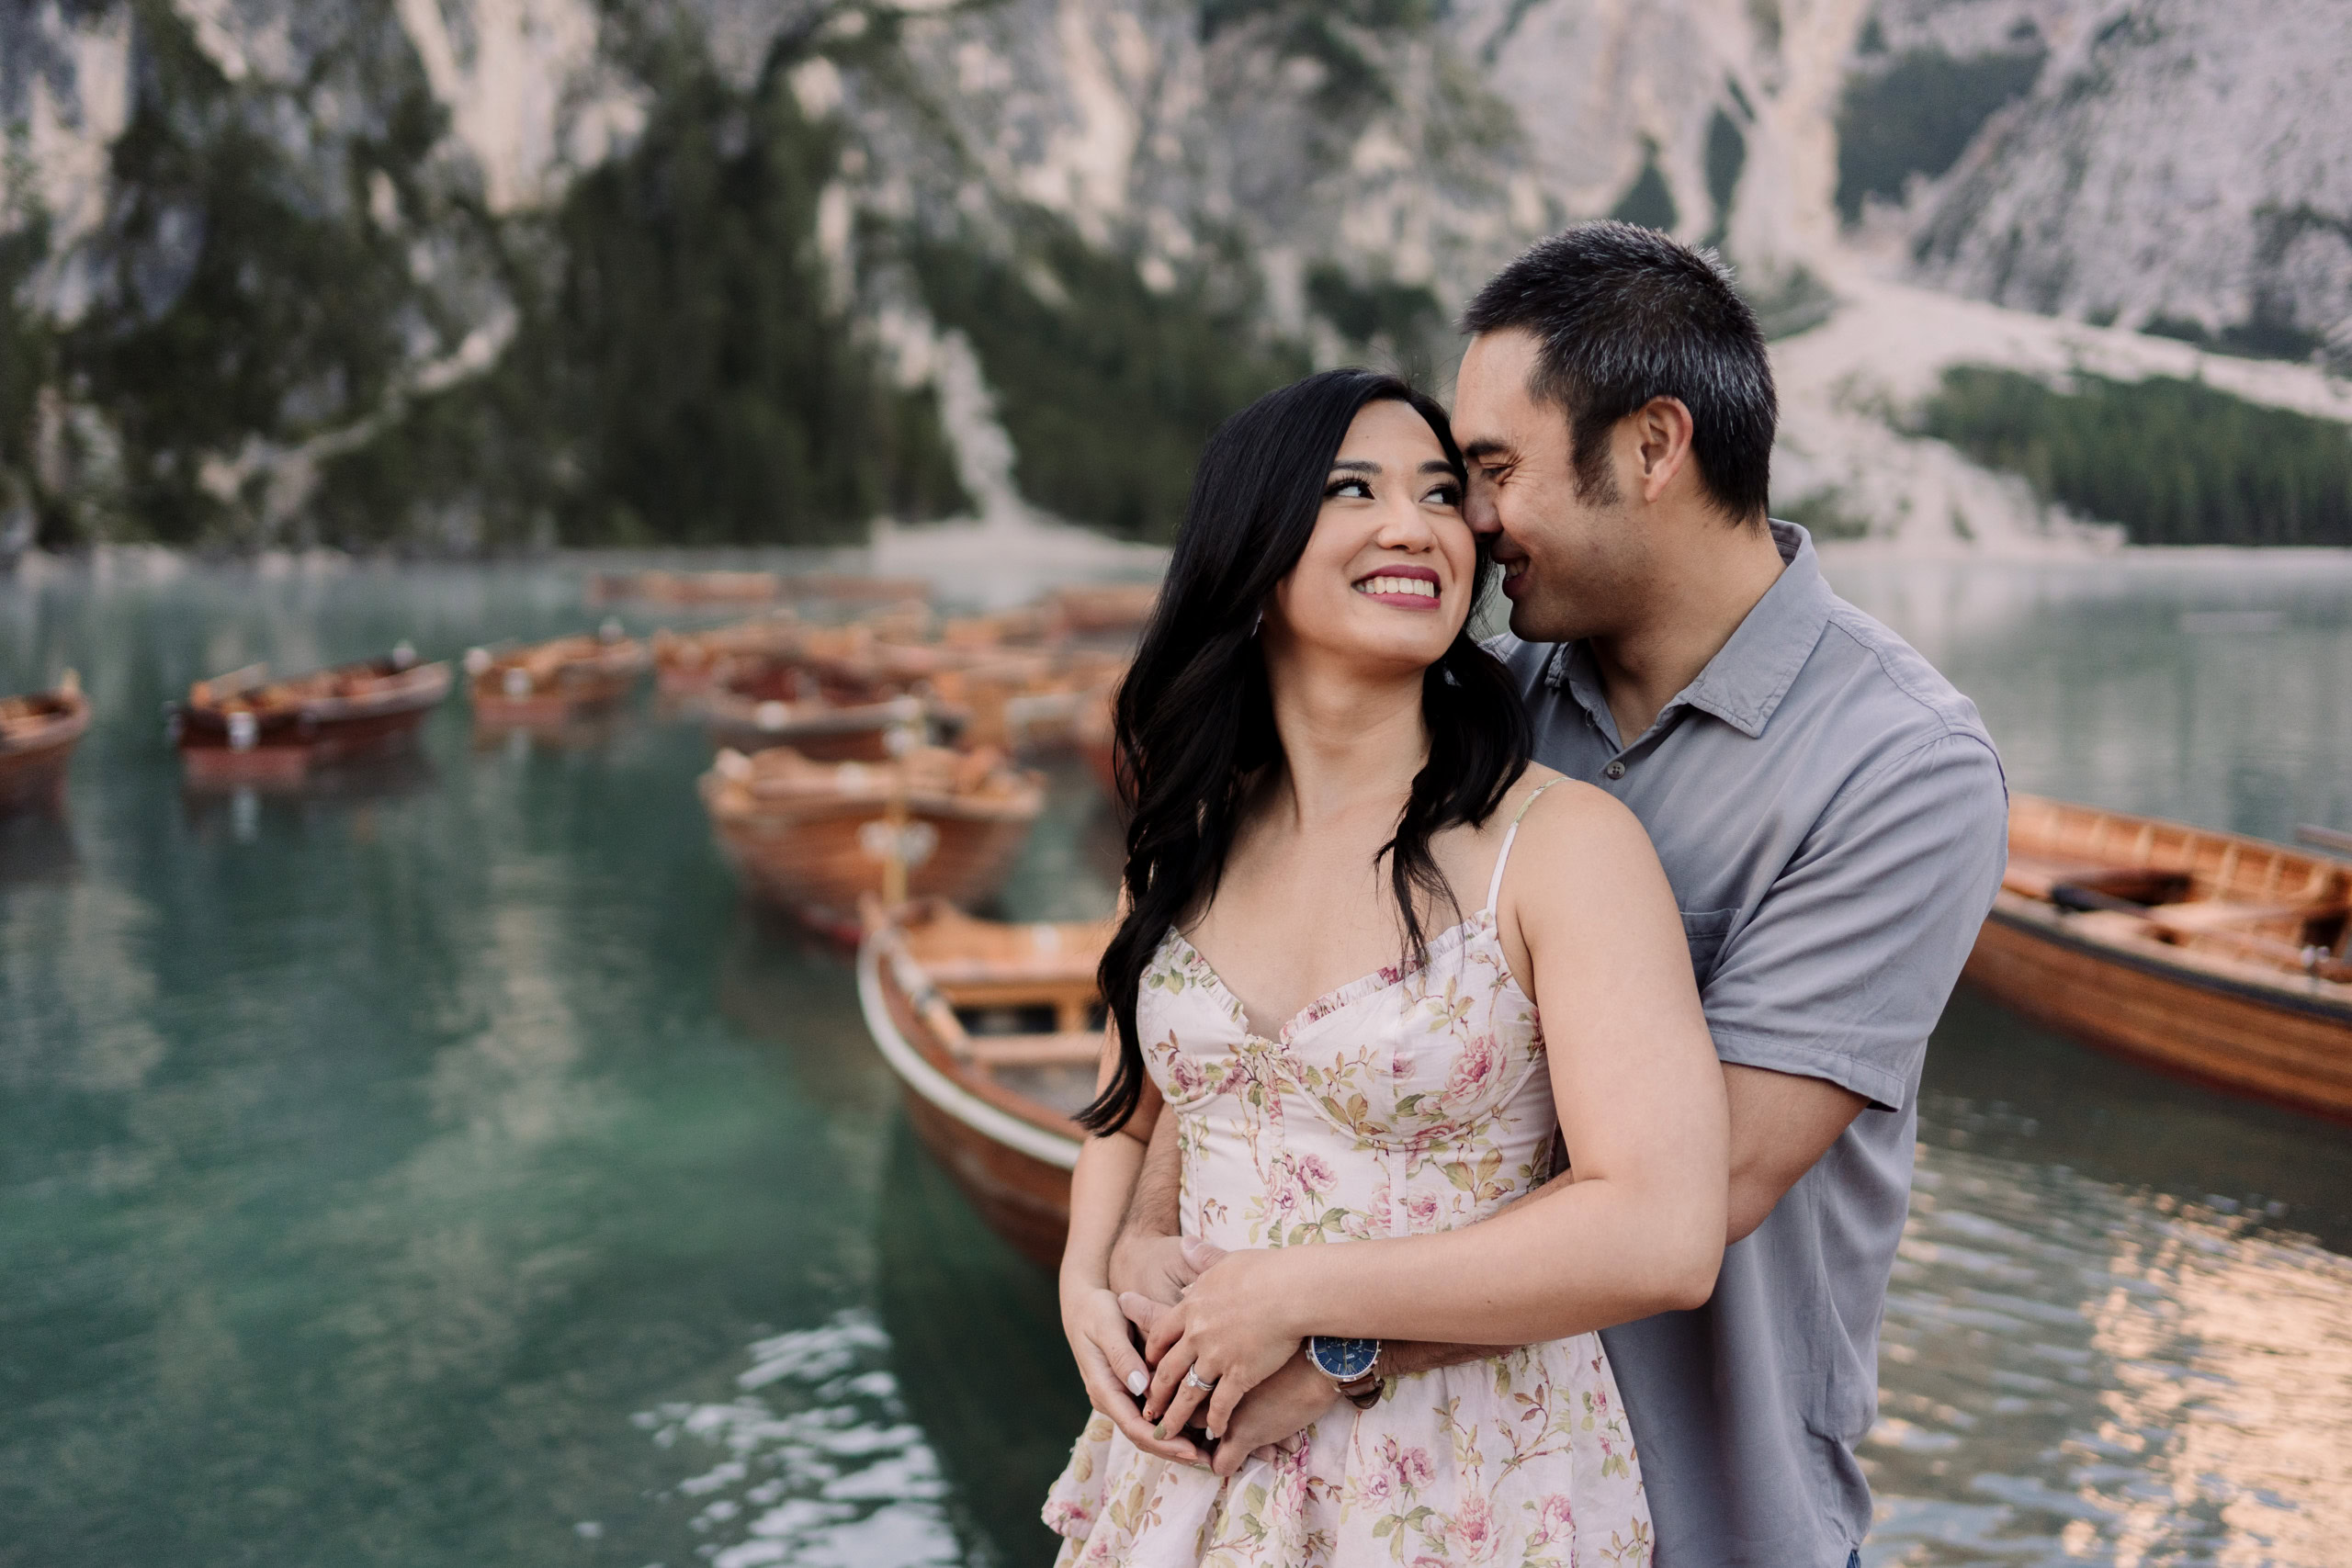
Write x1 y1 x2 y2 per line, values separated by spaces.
1211 1350 1340 1477
1061 1282 1205 1466
1138 1247 1308 1440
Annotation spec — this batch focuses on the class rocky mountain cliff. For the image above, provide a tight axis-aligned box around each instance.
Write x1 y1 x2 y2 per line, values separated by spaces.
1868 0 2352 366
4 0 2346 553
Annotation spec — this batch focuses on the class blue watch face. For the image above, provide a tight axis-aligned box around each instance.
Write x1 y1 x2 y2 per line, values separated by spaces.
1307 1336 1378 1381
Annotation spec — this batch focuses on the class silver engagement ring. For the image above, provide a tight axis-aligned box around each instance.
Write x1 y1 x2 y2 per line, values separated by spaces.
1182 1370 1217 1393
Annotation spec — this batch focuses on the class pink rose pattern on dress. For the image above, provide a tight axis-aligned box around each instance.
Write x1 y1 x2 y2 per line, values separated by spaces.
1045 908 1651 1567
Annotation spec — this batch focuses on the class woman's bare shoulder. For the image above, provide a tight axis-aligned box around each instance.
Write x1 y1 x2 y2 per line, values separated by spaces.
1507 767 1663 876
1488 765 1678 988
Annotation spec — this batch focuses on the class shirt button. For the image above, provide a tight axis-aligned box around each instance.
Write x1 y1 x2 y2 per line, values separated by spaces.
1603 761 1626 780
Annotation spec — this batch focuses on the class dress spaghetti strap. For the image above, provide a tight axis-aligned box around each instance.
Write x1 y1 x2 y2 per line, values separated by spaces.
1485 776 1567 914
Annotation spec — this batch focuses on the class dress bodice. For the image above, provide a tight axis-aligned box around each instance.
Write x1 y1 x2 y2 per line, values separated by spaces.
1142 907 1558 1251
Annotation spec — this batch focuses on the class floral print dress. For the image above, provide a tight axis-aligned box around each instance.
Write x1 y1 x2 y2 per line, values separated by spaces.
1045 781 1652 1567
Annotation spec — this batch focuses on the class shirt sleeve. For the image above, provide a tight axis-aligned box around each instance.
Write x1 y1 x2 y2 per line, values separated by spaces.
1701 730 2009 1111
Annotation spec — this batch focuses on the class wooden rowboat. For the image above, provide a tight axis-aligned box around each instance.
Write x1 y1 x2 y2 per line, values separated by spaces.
700 744 1045 938
706 691 966 761
650 615 802 699
857 898 1108 1265
466 626 649 728
175 650 448 785
588 569 782 606
784 573 932 605
1050 582 1160 637
0 672 89 810
922 654 1091 753
703 629 978 758
938 604 1069 651
897 646 1128 753
1963 793 2352 1121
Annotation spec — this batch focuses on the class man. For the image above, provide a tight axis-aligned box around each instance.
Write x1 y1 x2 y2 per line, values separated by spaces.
1104 221 2008 1566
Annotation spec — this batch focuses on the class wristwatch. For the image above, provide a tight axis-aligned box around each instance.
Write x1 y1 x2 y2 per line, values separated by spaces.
1305 1335 1384 1409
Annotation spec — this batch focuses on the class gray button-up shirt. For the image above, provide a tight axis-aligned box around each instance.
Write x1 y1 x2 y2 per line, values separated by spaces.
1492 523 2008 1567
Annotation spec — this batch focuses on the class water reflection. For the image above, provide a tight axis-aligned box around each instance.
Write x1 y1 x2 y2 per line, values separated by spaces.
630 1312 962 1568
988 756 1124 922
175 746 441 803
175 751 442 852
1921 994 2352 1248
1861 952 2352 1565
0 807 79 885
1868 1145 2352 1566
715 908 896 1120
0 845 164 1098
875 1117 1088 1566
473 711 636 754
1825 551 2352 843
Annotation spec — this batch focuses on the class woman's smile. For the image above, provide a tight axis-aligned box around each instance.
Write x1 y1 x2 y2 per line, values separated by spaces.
1351 564 1443 609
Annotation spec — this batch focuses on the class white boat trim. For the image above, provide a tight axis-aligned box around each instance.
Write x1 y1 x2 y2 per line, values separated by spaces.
855 932 1082 1171
295 662 454 722
0 698 87 758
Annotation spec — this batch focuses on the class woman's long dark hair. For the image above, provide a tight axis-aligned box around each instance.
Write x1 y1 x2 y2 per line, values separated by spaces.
1078 369 1532 1135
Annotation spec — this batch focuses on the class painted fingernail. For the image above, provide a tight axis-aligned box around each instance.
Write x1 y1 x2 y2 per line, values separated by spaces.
1153 1423 1169 1440
1125 1371 1148 1397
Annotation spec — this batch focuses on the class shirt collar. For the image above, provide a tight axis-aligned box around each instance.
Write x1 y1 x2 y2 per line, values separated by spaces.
1544 521 1833 743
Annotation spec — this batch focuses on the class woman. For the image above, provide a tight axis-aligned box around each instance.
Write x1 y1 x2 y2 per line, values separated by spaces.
1048 370 1728 1566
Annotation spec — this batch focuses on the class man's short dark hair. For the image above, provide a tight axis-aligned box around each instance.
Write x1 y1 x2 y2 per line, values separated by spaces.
1460 221 1776 522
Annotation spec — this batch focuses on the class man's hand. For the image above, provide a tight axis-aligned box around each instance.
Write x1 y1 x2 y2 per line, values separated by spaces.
1109 1233 1216 1306
1212 1351 1341 1476
1061 1283 1204 1466
1108 1112 1192 1303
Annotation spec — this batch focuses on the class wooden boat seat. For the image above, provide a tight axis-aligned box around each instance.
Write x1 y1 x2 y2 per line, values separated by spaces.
2142 899 2341 936
960 1032 1106 1067
190 663 270 705
922 959 1095 982
0 703 72 738
2044 893 2351 978
2004 855 2188 904
2066 909 2155 945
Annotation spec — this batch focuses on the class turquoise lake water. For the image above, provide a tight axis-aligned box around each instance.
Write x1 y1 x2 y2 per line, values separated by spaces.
1 550 2347 1567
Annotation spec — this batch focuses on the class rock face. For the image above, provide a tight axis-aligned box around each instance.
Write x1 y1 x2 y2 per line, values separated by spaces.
1867 0 2352 366
1 0 2345 550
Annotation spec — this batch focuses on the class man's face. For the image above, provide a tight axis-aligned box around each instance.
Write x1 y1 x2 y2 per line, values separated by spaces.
1453 329 1644 645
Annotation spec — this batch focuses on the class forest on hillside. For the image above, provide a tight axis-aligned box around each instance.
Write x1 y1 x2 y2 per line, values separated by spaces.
3 8 1307 552
1921 368 2352 547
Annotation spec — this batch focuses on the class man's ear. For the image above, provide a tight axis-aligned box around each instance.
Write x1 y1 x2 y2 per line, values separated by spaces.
1633 396 1696 503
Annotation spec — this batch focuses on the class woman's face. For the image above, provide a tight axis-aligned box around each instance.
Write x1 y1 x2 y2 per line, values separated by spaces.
1267 400 1476 675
